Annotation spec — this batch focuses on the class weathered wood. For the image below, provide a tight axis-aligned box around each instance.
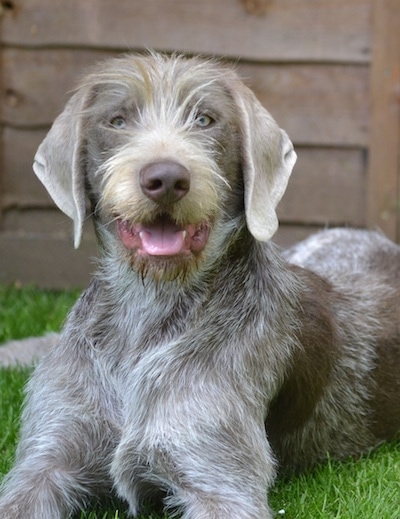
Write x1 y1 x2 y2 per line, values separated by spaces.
1 125 366 227
367 0 400 241
1 0 372 63
2 49 370 146
240 62 370 147
1 128 49 207
2 49 116 127
274 224 324 249
0 232 96 289
0 24 3 226
278 148 366 226
2 209 83 236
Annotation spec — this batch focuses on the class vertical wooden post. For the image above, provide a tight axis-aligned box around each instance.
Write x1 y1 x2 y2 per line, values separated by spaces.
368 0 400 242
0 8 4 229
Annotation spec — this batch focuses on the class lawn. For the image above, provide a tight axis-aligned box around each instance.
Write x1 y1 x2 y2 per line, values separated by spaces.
0 284 399 518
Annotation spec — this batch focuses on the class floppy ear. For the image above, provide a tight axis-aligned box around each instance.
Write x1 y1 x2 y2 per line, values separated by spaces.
233 83 297 242
33 91 88 248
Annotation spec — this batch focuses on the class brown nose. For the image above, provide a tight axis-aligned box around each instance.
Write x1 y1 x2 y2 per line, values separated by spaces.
140 161 190 204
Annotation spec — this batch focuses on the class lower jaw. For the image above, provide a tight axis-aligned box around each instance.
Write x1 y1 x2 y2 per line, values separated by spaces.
127 250 202 283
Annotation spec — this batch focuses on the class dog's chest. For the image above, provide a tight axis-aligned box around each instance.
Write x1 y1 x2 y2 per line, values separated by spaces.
98 287 204 387
100 295 212 457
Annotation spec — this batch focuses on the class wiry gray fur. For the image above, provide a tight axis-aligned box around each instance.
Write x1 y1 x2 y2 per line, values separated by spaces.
0 53 399 519
0 334 58 366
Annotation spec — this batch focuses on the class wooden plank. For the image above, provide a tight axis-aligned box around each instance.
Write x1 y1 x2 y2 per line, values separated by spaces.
1 123 367 225
2 49 370 147
2 208 85 236
1 128 49 207
1 49 116 127
0 20 3 226
0 232 95 288
274 224 325 249
367 0 400 241
277 148 366 226
240 63 370 147
1 0 372 64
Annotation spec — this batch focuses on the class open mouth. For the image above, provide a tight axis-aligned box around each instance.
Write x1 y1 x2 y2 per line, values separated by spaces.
117 215 210 257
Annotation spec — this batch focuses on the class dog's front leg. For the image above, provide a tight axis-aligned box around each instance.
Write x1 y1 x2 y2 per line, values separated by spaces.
111 409 276 519
0 352 117 518
170 431 276 519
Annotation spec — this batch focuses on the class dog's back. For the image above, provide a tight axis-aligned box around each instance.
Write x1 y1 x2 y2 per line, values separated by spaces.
268 228 400 471
286 228 400 283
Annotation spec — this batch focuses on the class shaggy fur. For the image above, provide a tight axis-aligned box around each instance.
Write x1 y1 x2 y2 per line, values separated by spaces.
0 335 58 367
0 52 399 519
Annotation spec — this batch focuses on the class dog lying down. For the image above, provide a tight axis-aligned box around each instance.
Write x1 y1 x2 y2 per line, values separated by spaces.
0 334 58 367
0 52 399 519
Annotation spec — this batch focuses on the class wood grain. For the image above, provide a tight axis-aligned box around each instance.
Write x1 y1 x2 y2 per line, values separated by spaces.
0 231 96 288
2 49 370 146
278 148 366 226
240 63 370 147
367 0 400 240
1 0 372 63
1 124 366 227
274 224 324 249
1 128 49 207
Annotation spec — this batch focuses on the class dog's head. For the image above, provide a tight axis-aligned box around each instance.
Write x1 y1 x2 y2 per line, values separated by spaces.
33 53 296 280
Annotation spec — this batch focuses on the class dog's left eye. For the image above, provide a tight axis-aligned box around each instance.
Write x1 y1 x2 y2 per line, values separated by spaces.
109 116 126 129
195 114 214 128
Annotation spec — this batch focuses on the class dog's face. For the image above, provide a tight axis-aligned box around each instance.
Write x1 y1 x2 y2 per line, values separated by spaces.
83 56 245 279
33 53 296 281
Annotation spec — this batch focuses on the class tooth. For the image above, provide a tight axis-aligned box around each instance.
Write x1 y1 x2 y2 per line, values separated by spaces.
182 231 187 239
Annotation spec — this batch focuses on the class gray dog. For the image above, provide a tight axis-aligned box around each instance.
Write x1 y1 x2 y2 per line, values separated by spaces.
0 52 399 519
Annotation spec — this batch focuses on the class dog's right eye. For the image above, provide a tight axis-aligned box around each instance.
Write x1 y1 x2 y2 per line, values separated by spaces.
109 116 126 129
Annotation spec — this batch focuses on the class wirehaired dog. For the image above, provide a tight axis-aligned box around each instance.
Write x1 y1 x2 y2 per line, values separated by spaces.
0 52 399 519
0 334 58 367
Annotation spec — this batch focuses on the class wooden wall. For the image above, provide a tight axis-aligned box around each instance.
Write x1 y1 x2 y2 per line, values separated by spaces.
0 0 399 288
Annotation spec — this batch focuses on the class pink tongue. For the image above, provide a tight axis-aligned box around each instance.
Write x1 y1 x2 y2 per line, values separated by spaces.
140 223 185 256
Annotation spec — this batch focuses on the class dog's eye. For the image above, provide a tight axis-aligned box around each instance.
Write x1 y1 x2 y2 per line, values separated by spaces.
195 114 214 128
109 116 126 129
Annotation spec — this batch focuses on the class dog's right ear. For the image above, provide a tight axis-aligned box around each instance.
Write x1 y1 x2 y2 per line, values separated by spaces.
33 91 88 249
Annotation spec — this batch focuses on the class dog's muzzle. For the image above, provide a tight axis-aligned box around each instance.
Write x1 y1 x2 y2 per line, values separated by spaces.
117 160 210 257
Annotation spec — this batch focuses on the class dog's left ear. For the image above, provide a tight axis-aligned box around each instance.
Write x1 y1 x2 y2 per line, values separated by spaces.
33 90 88 249
232 82 297 242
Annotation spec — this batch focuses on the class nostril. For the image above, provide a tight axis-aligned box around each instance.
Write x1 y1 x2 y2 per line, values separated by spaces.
140 161 190 203
146 178 163 192
174 177 190 195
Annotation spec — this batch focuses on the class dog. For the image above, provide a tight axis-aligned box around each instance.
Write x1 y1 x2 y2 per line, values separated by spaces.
0 52 399 519
0 334 58 367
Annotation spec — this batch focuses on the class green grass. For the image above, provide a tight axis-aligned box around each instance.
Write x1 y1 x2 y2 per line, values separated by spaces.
0 284 81 343
0 284 399 518
269 447 400 518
